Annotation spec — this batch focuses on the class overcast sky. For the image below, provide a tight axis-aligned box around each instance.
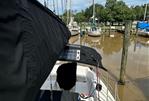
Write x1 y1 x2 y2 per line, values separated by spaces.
38 0 148 14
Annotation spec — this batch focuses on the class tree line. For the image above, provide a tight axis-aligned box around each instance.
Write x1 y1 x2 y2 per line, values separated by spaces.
62 0 149 24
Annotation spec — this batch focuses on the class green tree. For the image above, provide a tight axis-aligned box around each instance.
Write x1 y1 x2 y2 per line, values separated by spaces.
132 5 144 20
94 4 105 22
105 0 135 22
105 0 116 9
105 0 116 22
113 1 133 21
66 0 147 23
84 3 107 22
74 10 86 22
84 6 94 21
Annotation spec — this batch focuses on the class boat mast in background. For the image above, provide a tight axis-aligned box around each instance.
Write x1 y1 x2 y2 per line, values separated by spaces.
92 0 95 24
52 0 56 13
66 0 70 25
61 0 64 19
56 0 59 16
144 3 148 21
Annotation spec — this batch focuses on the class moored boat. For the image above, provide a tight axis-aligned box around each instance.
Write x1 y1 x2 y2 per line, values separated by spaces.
88 27 102 37
87 0 102 37
137 21 149 37
68 17 80 36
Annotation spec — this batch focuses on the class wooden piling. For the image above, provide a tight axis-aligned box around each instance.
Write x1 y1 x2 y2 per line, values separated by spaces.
103 23 105 33
109 22 111 36
118 20 131 85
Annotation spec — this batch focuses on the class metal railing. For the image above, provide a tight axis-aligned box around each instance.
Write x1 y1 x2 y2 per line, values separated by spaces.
98 70 120 101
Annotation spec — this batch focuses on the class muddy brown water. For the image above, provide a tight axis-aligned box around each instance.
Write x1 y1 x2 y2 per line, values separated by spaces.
69 32 149 101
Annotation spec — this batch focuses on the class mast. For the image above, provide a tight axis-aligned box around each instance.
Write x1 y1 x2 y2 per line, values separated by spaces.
66 0 69 25
47 0 49 7
61 0 64 15
144 3 148 21
44 0 47 7
56 0 59 16
92 0 95 25
93 0 95 18
49 0 52 10
61 0 64 20
64 0 66 13
53 0 56 13
70 0 72 18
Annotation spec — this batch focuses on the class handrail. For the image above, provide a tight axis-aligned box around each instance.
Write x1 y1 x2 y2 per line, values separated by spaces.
97 70 120 101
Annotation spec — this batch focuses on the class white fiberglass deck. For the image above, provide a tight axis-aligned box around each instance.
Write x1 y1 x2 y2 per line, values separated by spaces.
41 62 115 101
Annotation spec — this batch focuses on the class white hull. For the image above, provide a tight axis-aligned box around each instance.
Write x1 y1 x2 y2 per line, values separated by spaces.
138 30 149 37
70 30 79 36
88 31 101 37
41 61 116 101
68 17 80 36
87 27 102 37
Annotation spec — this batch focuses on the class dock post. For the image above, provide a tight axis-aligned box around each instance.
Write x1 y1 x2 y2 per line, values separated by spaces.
103 23 105 33
109 22 111 36
135 25 138 37
118 20 131 85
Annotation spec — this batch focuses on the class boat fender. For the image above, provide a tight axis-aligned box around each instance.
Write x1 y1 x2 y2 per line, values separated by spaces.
96 83 102 91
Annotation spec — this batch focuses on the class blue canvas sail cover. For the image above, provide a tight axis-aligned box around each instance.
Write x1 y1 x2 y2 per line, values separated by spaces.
136 21 149 30
0 0 71 101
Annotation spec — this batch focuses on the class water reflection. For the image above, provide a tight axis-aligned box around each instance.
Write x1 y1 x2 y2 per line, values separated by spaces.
100 34 123 55
80 33 123 55
136 36 149 47
83 36 102 49
69 34 80 44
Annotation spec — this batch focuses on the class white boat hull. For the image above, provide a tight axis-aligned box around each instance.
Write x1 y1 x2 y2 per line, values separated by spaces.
138 30 149 37
88 31 101 37
70 30 79 36
68 17 80 36
87 27 102 37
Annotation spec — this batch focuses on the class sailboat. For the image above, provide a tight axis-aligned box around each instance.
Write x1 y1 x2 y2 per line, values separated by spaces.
137 3 149 37
68 17 80 36
40 44 118 101
66 0 80 36
87 0 102 37
137 21 149 37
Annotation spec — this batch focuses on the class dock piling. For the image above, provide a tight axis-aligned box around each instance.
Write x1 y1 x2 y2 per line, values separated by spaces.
118 20 131 85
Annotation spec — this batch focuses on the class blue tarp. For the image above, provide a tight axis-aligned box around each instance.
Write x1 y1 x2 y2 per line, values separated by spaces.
137 21 149 30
